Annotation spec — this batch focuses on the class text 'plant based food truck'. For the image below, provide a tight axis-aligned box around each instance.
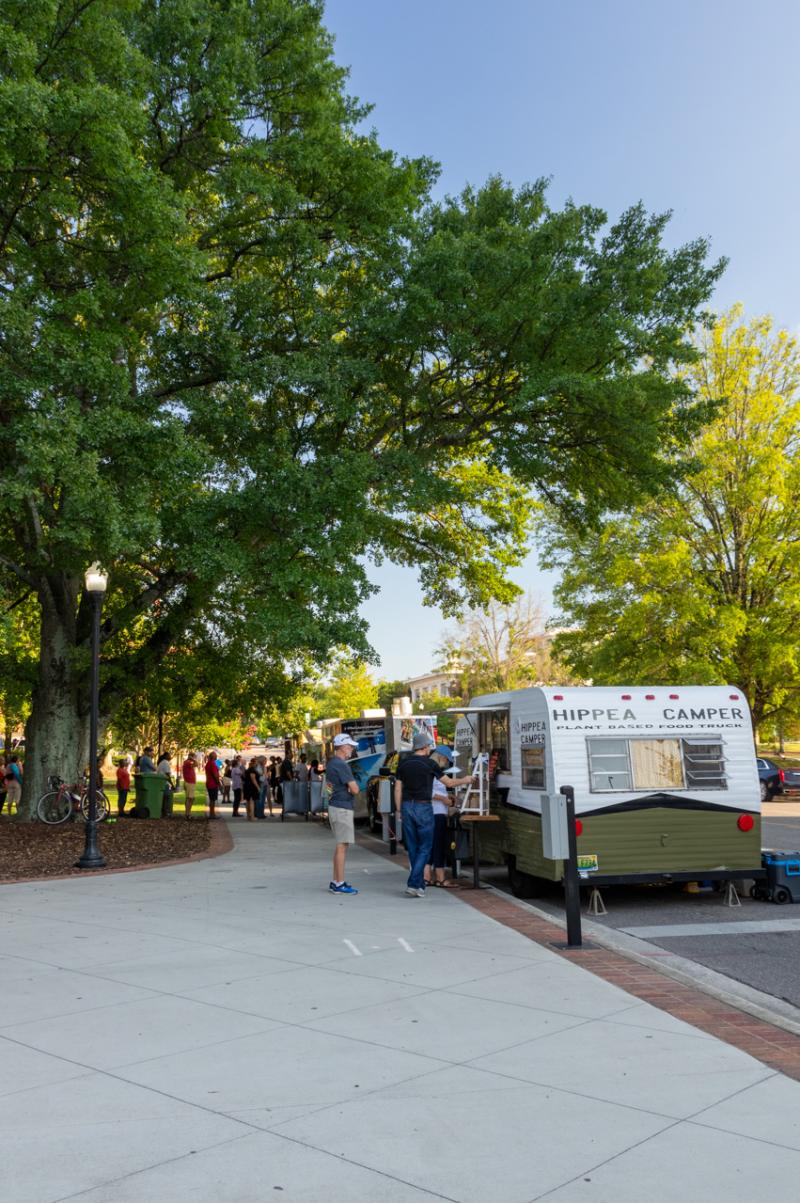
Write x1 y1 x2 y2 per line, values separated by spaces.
450 685 762 895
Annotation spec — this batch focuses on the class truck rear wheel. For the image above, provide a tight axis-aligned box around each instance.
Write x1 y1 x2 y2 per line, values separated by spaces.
508 861 541 899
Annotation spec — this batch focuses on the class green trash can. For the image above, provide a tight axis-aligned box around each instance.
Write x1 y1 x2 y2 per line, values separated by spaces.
133 772 165 818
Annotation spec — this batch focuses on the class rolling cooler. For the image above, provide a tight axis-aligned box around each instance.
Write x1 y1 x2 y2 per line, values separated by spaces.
755 851 800 904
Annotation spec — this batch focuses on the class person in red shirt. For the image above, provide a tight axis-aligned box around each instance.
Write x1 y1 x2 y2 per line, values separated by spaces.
182 753 197 819
204 752 220 819
115 759 131 816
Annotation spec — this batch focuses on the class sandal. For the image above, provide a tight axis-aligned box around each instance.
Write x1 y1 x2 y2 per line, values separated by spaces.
433 880 460 889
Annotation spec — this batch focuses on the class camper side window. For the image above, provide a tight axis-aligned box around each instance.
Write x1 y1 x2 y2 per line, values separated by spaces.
587 739 632 791
588 737 728 792
682 740 726 790
521 747 545 789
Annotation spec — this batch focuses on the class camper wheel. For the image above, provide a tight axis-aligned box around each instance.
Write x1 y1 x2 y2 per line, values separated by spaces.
508 859 541 899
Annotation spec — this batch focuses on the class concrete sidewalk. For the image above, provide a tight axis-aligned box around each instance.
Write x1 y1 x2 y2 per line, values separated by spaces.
2 820 800 1203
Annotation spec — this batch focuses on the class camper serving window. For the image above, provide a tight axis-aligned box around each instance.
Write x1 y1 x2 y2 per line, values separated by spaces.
587 737 727 792
479 712 510 772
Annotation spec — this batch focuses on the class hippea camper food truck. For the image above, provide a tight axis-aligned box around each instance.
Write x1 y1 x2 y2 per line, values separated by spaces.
451 685 762 896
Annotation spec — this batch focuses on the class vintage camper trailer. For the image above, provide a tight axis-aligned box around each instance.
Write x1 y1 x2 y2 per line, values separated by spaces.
451 685 762 895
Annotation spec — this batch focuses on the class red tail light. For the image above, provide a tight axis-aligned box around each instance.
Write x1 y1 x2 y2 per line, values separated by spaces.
737 814 754 832
575 819 583 836
780 770 785 783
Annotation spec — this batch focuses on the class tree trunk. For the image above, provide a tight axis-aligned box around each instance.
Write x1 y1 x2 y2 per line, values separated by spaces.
19 577 86 819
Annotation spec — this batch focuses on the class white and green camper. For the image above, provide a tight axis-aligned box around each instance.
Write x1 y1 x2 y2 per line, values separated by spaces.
451 685 762 896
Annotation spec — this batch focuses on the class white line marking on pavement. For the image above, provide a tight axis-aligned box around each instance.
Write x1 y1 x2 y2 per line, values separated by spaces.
622 918 800 939
343 939 363 956
398 938 414 952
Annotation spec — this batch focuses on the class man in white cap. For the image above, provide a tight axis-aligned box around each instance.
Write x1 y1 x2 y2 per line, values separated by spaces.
394 733 473 897
325 733 360 894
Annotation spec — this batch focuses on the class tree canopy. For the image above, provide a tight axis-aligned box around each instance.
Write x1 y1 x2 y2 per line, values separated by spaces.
313 658 377 722
0 0 724 812
544 310 800 734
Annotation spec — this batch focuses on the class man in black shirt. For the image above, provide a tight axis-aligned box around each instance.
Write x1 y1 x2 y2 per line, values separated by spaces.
394 733 473 897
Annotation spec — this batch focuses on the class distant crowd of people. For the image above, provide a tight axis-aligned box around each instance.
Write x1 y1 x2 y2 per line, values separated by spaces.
115 748 324 820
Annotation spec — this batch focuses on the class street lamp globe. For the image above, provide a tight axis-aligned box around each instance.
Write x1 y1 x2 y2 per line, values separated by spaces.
85 563 108 594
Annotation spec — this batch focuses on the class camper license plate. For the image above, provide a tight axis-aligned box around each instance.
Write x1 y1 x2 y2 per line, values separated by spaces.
577 854 599 873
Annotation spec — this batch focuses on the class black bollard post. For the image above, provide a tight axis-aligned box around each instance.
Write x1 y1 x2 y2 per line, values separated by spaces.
560 784 582 948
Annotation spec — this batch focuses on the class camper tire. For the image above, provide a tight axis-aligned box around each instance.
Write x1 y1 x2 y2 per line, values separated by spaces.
508 860 541 899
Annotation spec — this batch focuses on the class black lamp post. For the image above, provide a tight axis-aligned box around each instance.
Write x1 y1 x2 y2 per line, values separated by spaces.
76 563 108 871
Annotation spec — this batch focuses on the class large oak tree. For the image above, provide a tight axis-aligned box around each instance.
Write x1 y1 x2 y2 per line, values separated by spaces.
0 0 722 814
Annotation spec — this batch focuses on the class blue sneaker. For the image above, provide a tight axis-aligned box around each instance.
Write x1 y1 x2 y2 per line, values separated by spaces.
329 882 359 895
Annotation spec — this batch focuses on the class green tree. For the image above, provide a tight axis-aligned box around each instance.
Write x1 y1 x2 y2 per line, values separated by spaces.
544 310 800 735
376 680 412 714
0 2 723 815
442 593 570 696
314 659 378 720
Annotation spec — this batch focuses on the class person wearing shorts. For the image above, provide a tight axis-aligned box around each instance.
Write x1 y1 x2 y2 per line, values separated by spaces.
182 753 197 818
325 734 360 895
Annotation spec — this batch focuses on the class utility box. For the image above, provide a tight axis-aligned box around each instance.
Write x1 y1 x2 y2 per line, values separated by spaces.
377 778 393 814
541 793 569 860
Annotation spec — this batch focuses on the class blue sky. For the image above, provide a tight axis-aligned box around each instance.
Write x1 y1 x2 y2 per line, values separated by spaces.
322 0 800 679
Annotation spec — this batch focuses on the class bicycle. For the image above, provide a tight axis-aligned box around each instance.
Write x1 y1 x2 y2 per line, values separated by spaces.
37 775 110 825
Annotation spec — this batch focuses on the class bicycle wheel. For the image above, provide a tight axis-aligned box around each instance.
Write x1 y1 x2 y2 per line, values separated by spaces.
37 791 71 825
80 790 110 822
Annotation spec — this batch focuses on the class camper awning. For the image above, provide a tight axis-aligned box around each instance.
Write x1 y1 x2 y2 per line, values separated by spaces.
445 705 511 714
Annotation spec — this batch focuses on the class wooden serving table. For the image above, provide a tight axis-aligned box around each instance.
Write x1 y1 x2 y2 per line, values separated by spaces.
458 814 501 889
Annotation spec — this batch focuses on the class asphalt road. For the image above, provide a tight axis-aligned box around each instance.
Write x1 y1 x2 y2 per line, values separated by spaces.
489 802 800 1010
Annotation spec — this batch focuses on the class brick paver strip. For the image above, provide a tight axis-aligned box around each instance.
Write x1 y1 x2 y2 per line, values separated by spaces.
358 832 800 1081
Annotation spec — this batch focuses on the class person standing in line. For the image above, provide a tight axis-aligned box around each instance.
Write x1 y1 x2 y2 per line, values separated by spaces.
0 757 7 816
156 749 174 817
230 756 243 816
138 745 156 773
393 734 473 897
204 751 220 818
295 753 310 814
222 759 232 806
256 755 271 817
3 754 22 815
182 752 197 819
115 758 131 816
325 734 360 895
268 756 279 806
244 757 260 820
